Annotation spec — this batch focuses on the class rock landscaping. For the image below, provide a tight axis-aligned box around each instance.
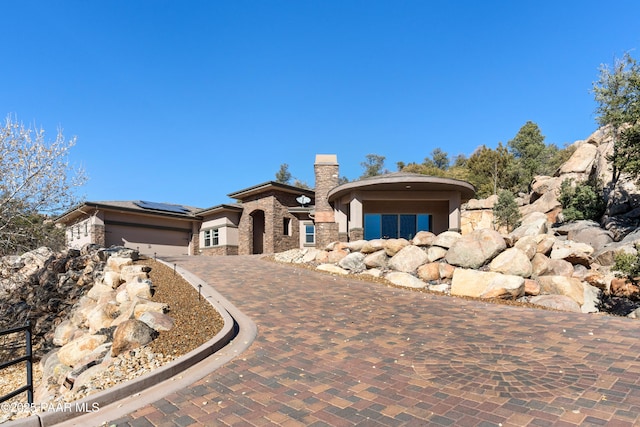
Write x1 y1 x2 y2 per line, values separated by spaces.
0 244 224 423
275 221 640 317
275 128 640 318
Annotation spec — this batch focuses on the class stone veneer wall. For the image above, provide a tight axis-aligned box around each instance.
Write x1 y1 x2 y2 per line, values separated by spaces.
90 224 105 247
314 155 340 247
201 245 239 256
237 190 302 255
349 227 363 242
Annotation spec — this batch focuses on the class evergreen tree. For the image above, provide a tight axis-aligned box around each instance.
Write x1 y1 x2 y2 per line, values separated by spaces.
275 163 292 184
493 190 521 232
507 121 546 193
593 52 640 184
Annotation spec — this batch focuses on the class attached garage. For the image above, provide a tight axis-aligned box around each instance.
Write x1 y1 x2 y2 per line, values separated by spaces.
56 201 201 257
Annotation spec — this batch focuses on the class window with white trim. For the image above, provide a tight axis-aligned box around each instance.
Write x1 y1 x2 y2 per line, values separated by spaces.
203 229 220 247
304 224 315 245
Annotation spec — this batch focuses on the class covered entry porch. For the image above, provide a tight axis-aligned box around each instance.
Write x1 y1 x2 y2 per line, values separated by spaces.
328 173 475 241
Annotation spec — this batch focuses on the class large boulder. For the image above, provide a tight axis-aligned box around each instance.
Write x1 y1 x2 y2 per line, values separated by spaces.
384 238 410 256
111 319 157 357
510 212 549 240
451 269 524 299
138 311 175 332
488 248 533 277
363 250 389 269
338 252 366 272
550 240 594 267
106 256 134 272
519 191 561 217
126 279 153 299
536 276 585 306
426 246 448 262
431 231 462 249
346 240 367 252
445 229 506 269
57 334 108 367
531 254 574 277
531 176 563 200
559 142 598 175
460 209 495 234
417 263 440 282
412 231 436 247
529 295 582 312
120 264 151 283
388 245 429 273
555 221 614 252
360 239 385 254
385 272 426 289
593 241 637 266
514 235 538 259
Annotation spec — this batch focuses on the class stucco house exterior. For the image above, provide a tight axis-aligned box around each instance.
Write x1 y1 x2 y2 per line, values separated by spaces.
56 154 475 257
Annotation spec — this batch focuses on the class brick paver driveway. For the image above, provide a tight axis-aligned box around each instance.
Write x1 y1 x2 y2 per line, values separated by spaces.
113 255 640 426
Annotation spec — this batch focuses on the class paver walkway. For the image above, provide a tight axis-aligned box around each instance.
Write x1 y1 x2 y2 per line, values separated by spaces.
111 255 640 426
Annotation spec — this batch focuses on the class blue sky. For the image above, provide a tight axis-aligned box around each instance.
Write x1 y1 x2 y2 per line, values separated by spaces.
3 1 640 209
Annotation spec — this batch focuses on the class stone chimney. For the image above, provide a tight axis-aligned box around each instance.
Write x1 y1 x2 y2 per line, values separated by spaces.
314 154 340 248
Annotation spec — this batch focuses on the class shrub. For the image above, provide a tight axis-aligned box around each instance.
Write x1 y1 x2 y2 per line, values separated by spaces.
559 178 606 222
613 248 640 282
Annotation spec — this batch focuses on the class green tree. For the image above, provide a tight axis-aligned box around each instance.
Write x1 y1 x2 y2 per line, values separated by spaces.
275 163 292 184
424 148 449 170
360 154 387 178
1 115 85 255
493 190 522 232
507 121 547 193
593 52 640 184
558 178 606 222
466 143 514 198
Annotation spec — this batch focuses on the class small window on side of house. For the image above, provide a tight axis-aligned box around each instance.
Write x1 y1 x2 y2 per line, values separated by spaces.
305 224 315 244
283 218 292 236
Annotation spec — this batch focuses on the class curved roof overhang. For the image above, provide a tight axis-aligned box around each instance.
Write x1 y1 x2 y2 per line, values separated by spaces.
328 173 476 201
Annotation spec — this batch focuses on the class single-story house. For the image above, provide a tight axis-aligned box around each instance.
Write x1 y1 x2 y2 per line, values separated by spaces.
56 154 475 257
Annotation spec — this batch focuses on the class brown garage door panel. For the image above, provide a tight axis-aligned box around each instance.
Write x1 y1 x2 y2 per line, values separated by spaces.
105 224 190 256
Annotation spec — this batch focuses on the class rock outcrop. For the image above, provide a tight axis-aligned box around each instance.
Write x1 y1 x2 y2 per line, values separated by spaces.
462 127 640 243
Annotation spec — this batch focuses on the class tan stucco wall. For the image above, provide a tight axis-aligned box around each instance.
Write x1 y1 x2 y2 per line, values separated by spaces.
199 213 241 254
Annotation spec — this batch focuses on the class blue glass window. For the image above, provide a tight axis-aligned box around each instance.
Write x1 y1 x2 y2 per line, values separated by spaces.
364 214 431 240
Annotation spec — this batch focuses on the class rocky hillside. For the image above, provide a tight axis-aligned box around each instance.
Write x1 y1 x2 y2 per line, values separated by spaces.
462 127 640 240
0 245 180 410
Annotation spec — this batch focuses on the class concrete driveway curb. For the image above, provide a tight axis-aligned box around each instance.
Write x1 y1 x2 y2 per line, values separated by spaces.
6 259 257 427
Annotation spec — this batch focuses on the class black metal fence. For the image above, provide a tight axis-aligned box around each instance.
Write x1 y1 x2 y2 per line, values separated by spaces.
0 322 33 404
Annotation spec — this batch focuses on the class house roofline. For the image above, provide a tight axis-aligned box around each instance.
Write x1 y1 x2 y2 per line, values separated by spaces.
228 181 315 200
55 201 202 224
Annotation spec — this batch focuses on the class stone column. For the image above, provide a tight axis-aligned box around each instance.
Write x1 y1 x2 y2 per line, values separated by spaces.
314 154 339 248
448 192 461 232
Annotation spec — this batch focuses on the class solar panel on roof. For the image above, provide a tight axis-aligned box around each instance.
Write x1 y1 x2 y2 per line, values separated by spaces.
134 201 191 214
